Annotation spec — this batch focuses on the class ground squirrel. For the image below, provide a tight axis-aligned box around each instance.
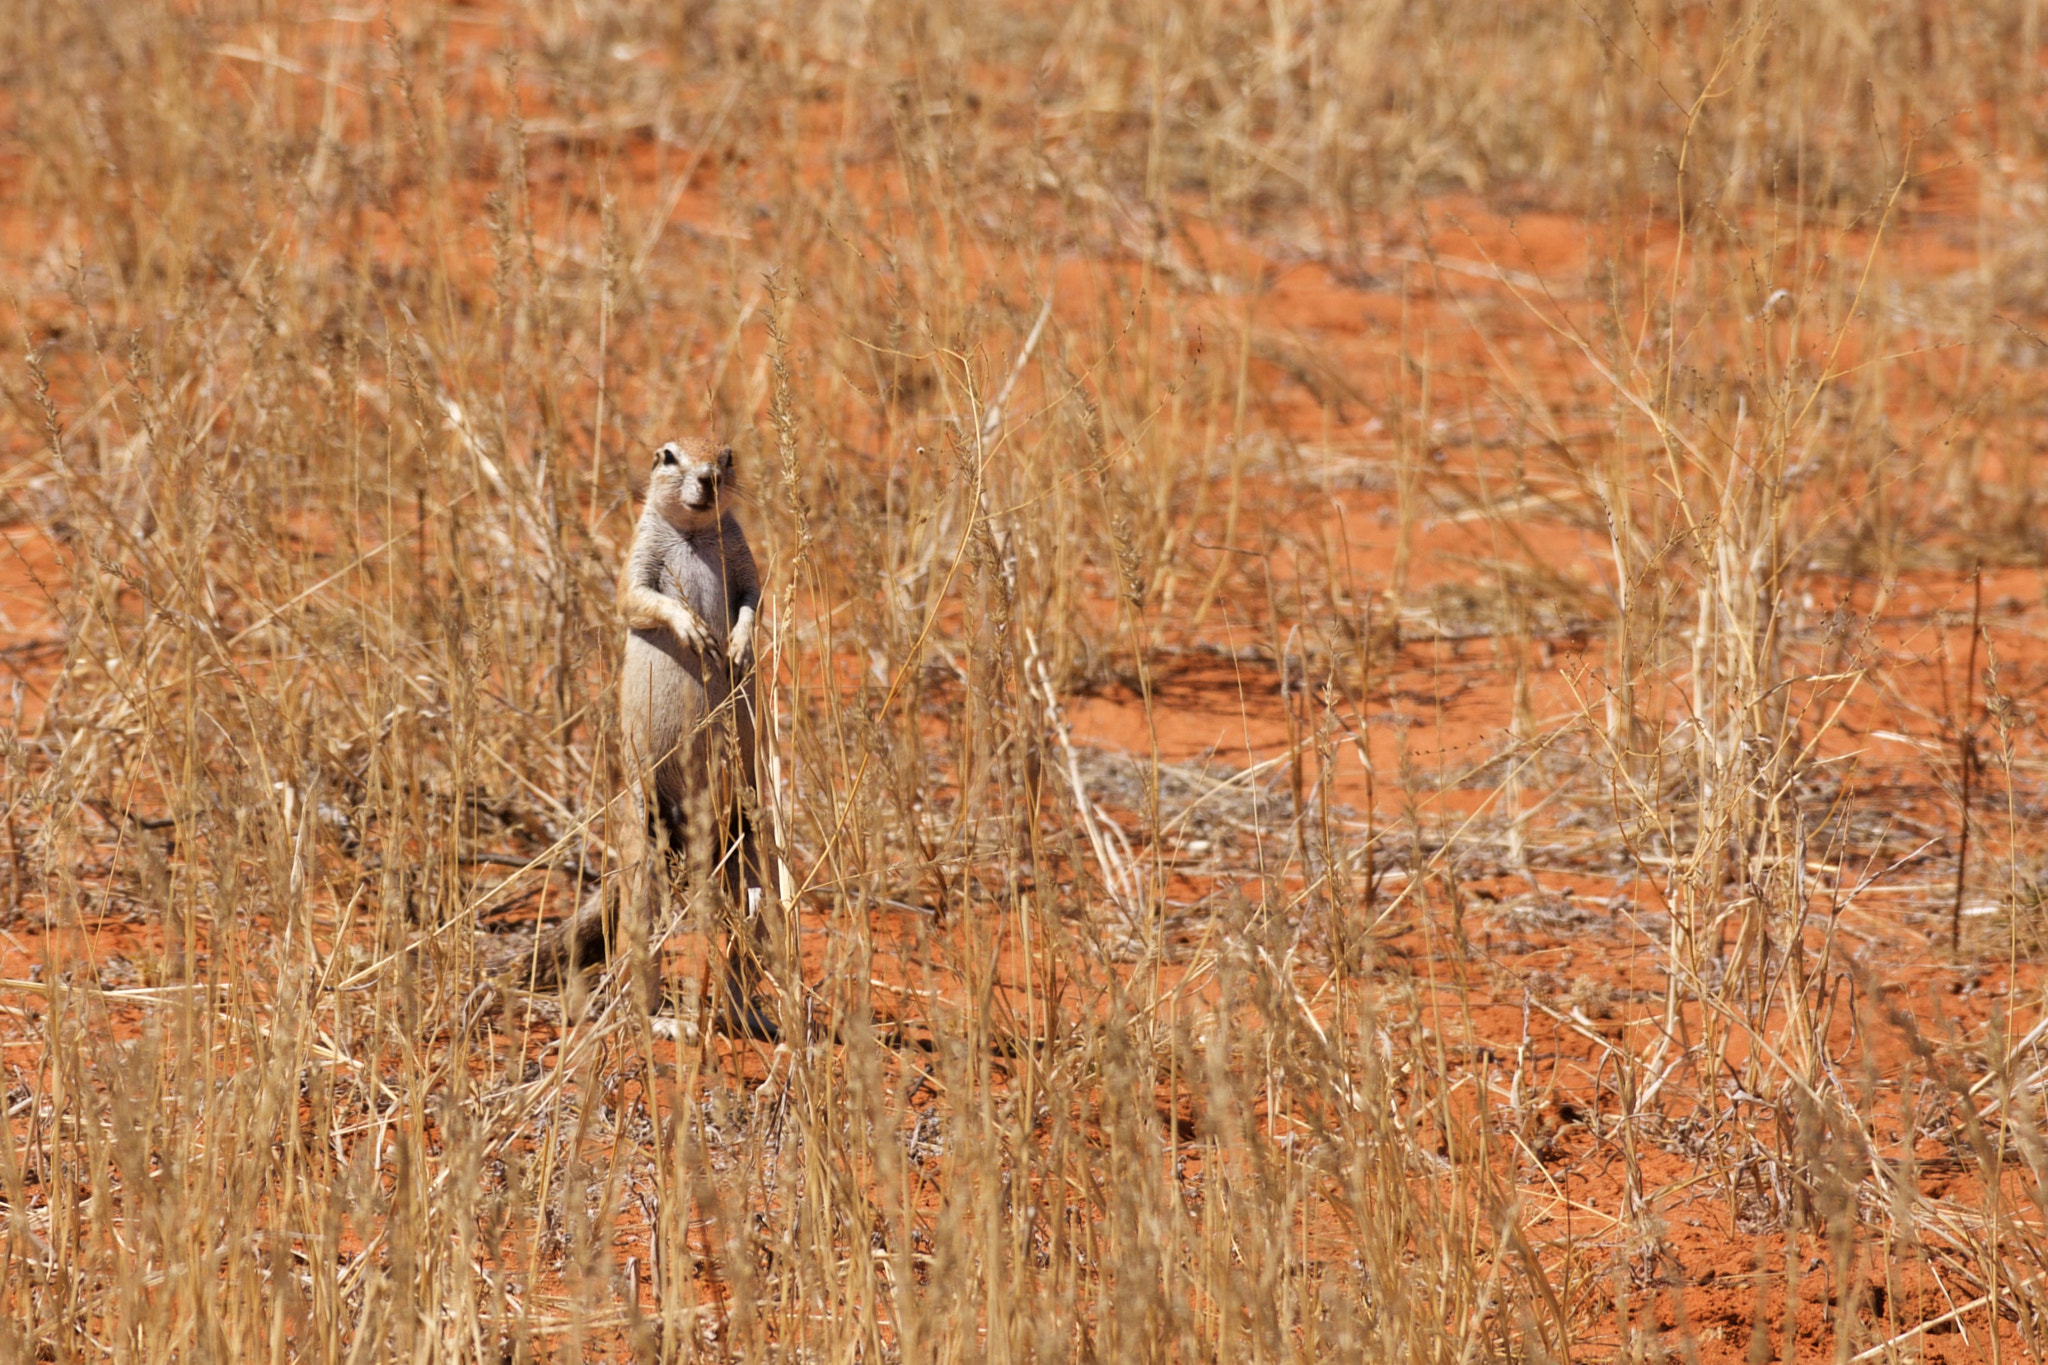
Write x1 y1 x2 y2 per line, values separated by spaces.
511 439 771 1024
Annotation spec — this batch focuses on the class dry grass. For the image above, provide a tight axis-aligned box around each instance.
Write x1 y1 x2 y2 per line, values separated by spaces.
4 0 2048 1360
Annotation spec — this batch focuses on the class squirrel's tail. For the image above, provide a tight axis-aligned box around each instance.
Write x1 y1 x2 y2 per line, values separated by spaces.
493 886 615 990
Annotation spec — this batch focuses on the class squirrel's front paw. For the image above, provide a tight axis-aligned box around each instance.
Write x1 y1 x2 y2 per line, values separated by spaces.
726 624 753 664
672 610 713 652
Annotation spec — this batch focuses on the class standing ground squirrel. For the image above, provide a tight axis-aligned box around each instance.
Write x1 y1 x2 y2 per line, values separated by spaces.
617 437 761 845
509 439 771 1022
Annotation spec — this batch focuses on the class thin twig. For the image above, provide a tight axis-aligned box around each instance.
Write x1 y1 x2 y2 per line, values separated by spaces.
1952 564 1982 952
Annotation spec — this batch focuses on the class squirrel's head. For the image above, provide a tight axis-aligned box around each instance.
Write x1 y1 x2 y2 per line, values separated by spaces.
647 438 736 527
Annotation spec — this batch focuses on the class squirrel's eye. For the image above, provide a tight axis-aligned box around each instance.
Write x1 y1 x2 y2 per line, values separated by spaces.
658 446 677 467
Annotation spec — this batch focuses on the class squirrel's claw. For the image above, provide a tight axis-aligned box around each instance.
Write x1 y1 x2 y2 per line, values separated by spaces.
672 610 713 652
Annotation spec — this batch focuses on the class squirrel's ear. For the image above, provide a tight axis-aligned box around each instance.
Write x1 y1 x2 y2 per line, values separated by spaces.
720 445 734 470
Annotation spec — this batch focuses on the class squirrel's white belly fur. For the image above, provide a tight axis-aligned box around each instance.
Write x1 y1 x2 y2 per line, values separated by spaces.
622 524 750 816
